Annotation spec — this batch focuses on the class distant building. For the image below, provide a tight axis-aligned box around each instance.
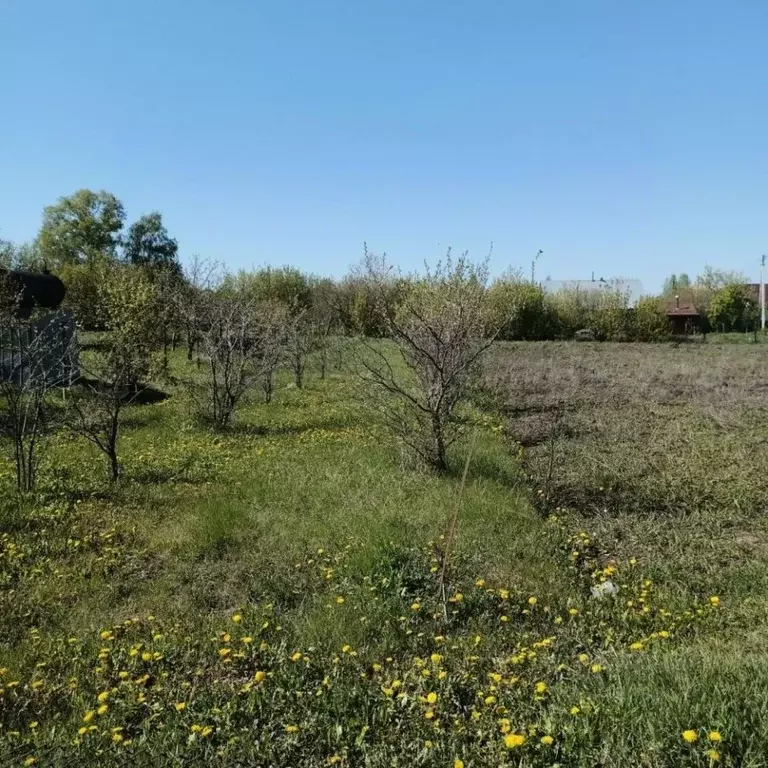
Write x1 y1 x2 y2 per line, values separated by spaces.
0 269 78 386
541 277 645 307
666 297 701 335
745 284 764 304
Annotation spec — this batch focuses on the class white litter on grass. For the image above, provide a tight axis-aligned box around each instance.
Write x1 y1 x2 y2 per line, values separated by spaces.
591 580 618 599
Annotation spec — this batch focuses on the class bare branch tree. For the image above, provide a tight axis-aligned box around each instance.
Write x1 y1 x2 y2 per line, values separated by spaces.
67 358 135 483
284 310 314 390
249 300 290 403
1 278 76 491
176 256 223 364
355 248 495 471
187 291 255 429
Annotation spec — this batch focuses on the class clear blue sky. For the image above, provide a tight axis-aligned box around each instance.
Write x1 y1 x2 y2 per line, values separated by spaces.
2 0 767 291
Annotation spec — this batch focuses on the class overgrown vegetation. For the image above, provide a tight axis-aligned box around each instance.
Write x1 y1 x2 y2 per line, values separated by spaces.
3 188 768 766
2 345 749 768
484 341 768 621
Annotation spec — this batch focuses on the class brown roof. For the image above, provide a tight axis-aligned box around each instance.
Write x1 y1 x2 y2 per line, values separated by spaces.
666 300 700 317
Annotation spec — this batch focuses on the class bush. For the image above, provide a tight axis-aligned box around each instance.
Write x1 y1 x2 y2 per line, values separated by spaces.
486 279 553 340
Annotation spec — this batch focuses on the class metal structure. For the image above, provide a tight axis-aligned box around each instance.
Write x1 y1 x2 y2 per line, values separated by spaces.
0 269 78 386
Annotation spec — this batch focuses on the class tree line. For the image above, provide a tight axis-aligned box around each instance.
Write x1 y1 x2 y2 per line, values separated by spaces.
1 188 764 494
3 188 762 341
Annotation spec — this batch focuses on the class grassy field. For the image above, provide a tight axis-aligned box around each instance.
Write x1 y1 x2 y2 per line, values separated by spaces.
0 342 764 766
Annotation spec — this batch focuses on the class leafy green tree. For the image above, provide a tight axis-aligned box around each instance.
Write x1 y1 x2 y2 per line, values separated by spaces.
0 239 13 269
486 278 549 340
662 274 678 296
222 267 312 314
709 284 757 333
57 262 108 329
123 212 180 274
631 297 670 341
696 266 745 292
67 266 159 481
662 273 691 295
38 189 125 268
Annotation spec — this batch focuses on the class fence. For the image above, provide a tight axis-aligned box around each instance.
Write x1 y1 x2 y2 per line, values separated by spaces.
0 312 79 388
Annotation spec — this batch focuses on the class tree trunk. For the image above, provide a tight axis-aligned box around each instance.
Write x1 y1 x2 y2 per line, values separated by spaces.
263 371 273 403
108 448 120 482
294 350 303 388
431 413 447 472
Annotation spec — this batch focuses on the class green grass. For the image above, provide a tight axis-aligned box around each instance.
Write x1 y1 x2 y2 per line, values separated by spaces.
0 344 764 766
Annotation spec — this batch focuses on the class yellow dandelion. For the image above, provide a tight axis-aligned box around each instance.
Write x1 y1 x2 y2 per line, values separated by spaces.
528 596 537 606
97 691 110 703
504 733 526 748
454 760 465 768
97 704 108 716
541 735 554 745
706 749 720 761
174 702 186 712
285 724 299 733
83 711 95 724
430 653 442 664
475 579 486 588
242 636 253 644
682 730 698 743
141 652 152 662
232 614 243 623
201 725 213 737
570 706 581 716
535 681 548 694
709 596 720 607
426 691 438 704
708 731 722 742
411 602 421 612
